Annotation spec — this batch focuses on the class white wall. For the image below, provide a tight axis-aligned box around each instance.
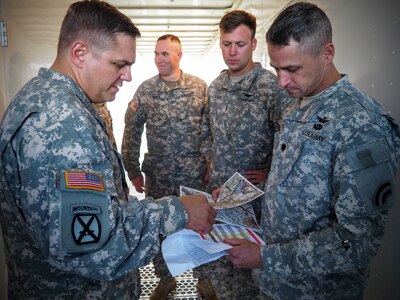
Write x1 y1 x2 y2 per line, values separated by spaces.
0 2 72 298
312 1 400 299
0 0 399 299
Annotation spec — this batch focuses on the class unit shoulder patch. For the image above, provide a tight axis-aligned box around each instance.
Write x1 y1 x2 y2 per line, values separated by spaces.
71 207 102 246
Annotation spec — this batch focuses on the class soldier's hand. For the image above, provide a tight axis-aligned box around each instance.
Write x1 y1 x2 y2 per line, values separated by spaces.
179 195 216 234
131 176 145 193
225 238 262 269
203 161 212 184
211 187 221 202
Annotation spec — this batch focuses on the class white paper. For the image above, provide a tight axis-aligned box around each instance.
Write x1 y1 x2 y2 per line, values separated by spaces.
162 224 265 277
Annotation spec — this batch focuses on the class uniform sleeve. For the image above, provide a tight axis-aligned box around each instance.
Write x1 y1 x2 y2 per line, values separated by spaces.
17 119 188 281
200 83 212 161
260 122 399 279
121 88 146 180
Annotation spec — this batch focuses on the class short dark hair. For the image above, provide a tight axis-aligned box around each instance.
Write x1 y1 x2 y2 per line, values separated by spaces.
219 10 257 40
57 0 141 54
157 34 181 45
266 2 332 56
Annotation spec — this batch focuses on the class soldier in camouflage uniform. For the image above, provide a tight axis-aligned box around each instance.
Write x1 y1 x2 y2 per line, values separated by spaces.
93 102 117 149
0 2 215 299
204 10 291 300
121 34 216 299
225 3 400 300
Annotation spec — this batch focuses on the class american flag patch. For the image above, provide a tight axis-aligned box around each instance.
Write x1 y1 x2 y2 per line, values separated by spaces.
65 171 104 191
129 99 140 112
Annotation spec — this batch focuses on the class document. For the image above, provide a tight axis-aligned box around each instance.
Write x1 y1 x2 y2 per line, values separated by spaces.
162 223 265 277
215 172 264 209
180 172 264 231
161 174 265 276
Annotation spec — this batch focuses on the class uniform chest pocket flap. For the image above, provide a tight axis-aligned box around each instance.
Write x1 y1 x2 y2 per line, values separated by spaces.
145 106 169 135
275 137 331 186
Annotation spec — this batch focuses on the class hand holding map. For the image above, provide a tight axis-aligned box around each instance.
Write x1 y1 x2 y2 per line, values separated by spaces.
180 172 264 231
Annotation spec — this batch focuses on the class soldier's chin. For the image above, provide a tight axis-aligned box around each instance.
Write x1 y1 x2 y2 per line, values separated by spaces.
105 92 117 102
286 88 302 98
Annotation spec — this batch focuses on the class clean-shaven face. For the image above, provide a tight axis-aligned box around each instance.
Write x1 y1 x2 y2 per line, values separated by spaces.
83 33 136 103
154 39 181 78
268 40 328 98
220 24 257 77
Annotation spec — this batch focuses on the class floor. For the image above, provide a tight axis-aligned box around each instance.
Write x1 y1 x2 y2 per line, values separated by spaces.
139 262 201 299
128 183 202 300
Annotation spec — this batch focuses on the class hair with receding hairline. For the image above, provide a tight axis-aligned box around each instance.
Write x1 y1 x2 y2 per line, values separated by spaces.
157 34 181 45
266 2 332 56
156 34 182 54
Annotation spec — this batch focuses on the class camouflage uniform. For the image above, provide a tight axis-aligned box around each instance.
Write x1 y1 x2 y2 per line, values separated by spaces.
206 63 291 300
257 75 400 299
208 63 290 190
122 72 210 279
0 68 189 299
93 102 117 149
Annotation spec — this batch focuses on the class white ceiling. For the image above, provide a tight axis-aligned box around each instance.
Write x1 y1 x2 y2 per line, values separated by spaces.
115 0 238 59
112 0 293 61
2 0 294 61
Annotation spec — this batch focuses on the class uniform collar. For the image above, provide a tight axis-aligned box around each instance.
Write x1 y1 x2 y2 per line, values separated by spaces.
288 75 349 122
156 70 187 91
41 67 92 109
216 62 264 91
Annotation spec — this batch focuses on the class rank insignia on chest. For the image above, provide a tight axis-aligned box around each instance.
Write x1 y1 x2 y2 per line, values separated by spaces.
313 123 323 130
65 171 104 191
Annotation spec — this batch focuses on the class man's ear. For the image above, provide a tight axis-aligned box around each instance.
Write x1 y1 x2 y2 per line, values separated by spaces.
322 43 335 63
252 38 257 51
70 41 88 68
177 51 183 61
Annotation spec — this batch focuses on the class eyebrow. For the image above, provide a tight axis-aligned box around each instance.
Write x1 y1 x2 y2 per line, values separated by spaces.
115 59 135 66
221 40 247 44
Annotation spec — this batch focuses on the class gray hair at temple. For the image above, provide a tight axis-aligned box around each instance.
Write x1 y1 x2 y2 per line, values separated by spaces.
57 0 141 55
266 2 332 56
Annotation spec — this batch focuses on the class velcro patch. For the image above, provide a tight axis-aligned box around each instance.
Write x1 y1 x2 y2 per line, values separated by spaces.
129 99 140 112
65 171 104 191
357 149 376 168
